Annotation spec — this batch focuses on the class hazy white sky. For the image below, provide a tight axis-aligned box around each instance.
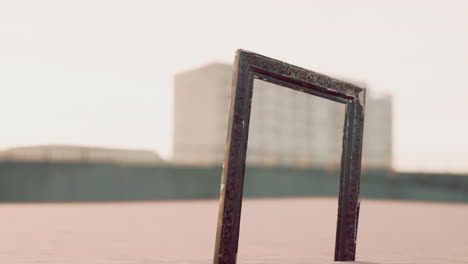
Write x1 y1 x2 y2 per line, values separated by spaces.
1 0 467 173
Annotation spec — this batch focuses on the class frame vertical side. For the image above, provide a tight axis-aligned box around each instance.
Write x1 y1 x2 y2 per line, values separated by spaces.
214 51 254 264
335 101 354 261
335 99 365 261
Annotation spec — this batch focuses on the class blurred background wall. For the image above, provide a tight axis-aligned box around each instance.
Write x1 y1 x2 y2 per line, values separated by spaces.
0 161 467 203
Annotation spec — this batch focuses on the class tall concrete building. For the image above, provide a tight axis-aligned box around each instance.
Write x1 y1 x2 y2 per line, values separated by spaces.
173 63 392 170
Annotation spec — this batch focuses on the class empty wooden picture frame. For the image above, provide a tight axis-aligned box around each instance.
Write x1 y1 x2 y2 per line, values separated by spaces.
214 50 366 263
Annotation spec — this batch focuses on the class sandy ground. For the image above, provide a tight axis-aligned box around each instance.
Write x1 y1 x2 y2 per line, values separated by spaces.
0 197 467 263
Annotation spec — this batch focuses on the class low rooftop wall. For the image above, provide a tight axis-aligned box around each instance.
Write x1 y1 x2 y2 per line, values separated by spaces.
0 161 467 203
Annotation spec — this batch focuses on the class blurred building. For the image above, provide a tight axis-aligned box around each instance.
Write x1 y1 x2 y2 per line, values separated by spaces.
362 93 393 169
0 145 165 165
173 63 392 170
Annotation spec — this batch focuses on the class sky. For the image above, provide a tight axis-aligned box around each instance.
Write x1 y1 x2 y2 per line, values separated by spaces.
0 0 467 173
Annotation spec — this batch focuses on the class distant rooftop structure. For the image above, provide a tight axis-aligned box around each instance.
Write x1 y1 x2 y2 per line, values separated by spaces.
0 145 165 165
173 62 393 170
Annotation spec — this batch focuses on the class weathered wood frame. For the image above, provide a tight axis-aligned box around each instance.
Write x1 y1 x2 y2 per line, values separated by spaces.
214 50 366 263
